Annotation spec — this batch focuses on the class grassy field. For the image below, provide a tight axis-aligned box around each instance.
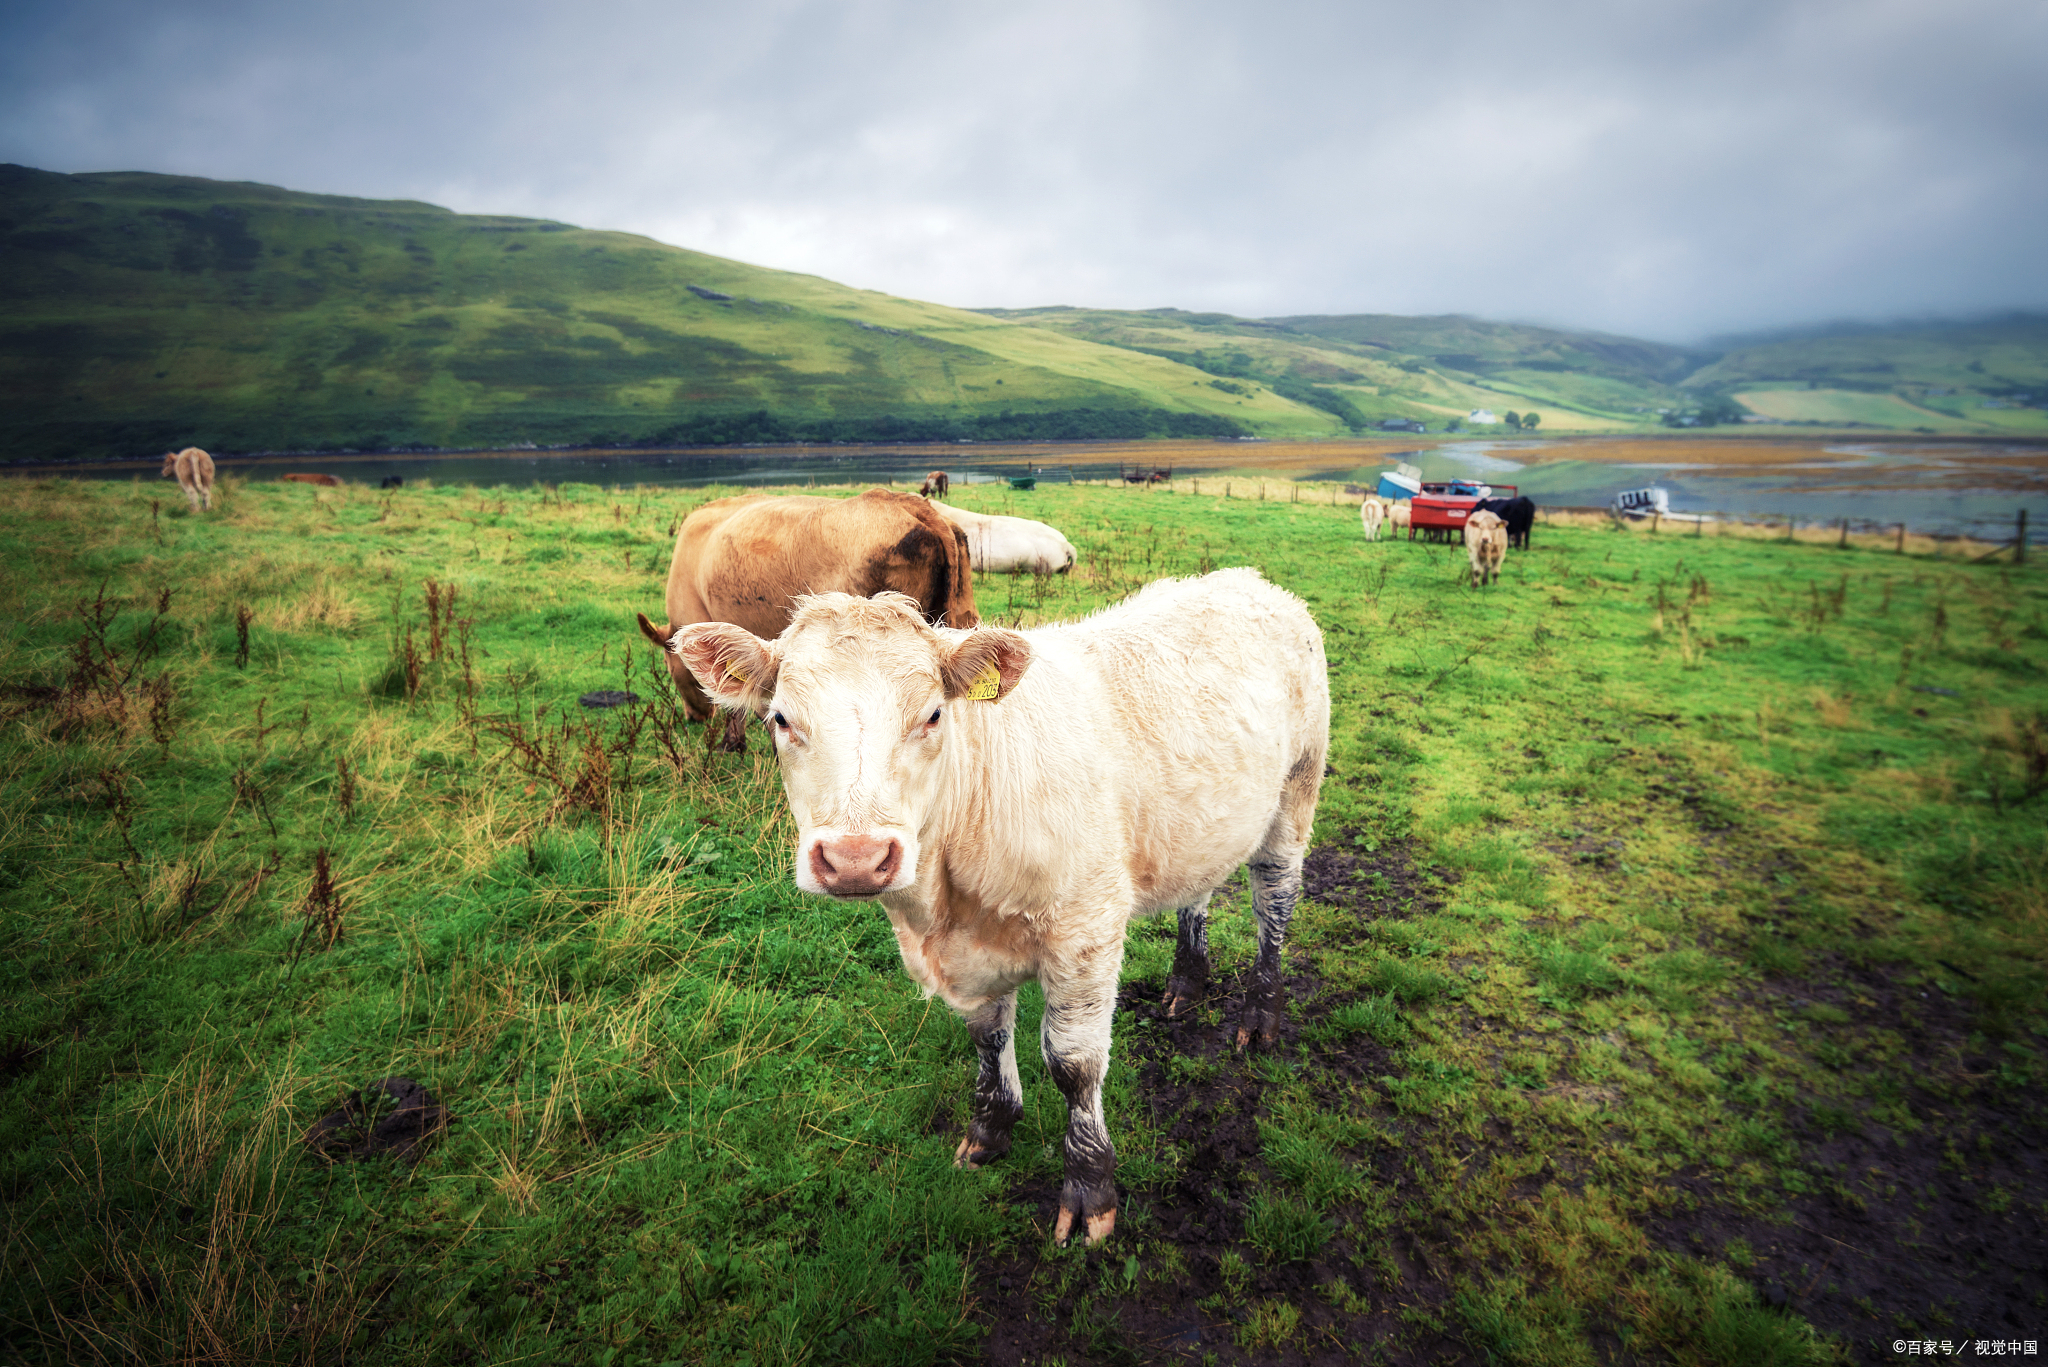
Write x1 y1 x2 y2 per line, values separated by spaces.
1 474 2043 1366
1730 389 2037 434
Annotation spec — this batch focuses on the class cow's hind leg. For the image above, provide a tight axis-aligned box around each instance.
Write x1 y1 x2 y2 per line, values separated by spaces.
1239 854 1304 1050
1163 891 1214 1019
1239 759 1321 1051
955 991 1023 1169
1042 962 1121 1245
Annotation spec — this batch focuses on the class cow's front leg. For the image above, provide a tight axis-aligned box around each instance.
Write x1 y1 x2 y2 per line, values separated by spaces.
954 991 1023 1169
1042 967 1119 1245
1163 892 1213 1018
1239 855 1304 1051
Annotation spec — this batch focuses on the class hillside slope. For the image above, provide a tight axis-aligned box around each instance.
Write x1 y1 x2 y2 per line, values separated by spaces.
995 306 2048 437
1683 314 2048 436
0 166 1334 461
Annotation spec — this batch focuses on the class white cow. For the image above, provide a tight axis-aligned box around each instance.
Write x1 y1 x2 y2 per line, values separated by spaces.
930 501 1078 574
668 568 1328 1245
1359 497 1387 542
1465 508 1506 587
160 447 215 512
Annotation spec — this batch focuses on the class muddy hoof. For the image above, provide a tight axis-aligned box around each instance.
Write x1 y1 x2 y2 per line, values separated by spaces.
953 1133 1011 1169
1053 1205 1117 1246
1163 972 1207 1019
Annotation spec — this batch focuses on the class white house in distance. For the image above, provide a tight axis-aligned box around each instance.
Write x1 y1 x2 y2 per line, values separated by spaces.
1468 409 1500 424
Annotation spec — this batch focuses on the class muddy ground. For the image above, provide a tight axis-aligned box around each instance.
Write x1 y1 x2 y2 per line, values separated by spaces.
964 837 2048 1365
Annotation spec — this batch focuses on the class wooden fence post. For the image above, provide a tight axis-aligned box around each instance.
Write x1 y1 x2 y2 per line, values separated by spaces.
1896 523 1905 554
1839 517 1849 548
2020 509 2029 566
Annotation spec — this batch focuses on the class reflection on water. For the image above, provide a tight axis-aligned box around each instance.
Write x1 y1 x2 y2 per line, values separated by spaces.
16 438 2042 540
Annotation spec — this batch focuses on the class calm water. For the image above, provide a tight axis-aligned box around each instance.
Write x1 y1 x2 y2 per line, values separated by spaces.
18 439 2043 541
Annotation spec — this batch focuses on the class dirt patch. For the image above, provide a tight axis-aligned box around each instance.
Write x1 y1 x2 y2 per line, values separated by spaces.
1642 964 2047 1364
305 1077 451 1165
972 841 1476 1366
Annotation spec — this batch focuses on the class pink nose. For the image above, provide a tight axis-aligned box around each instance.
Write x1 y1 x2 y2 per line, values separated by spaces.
810 836 902 897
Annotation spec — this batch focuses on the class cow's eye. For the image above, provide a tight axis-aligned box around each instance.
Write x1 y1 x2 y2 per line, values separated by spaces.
771 711 789 730
927 708 942 726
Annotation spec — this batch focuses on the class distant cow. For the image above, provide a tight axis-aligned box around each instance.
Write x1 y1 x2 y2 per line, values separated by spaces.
920 470 950 499
930 501 1077 574
1359 498 1386 542
1389 501 1412 534
160 447 215 512
1465 509 1506 587
380 476 406 490
636 489 979 750
1477 495 1536 550
282 472 344 488
665 568 1328 1245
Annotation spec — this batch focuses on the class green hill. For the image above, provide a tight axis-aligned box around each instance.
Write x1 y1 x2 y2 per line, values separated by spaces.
983 306 1699 432
998 305 2048 437
0 166 1334 461
5 162 2044 458
1680 314 2048 436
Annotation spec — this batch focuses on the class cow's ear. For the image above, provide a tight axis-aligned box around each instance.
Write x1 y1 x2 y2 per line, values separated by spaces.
940 628 1031 703
672 623 780 713
635 612 675 649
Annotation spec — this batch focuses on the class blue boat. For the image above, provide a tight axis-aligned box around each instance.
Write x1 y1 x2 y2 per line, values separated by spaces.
1374 469 1422 501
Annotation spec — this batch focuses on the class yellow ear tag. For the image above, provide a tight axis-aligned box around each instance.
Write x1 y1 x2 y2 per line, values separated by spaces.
963 661 1002 702
726 661 750 686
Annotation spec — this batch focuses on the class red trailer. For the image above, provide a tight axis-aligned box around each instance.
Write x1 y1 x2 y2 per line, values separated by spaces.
1409 481 1517 543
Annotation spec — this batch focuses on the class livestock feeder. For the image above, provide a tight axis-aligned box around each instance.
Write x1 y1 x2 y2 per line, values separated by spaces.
1408 481 1517 544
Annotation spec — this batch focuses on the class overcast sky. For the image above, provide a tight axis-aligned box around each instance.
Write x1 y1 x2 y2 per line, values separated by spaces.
3 0 2045 342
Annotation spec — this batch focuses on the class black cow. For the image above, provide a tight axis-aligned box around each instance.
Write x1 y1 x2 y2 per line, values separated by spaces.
380 476 405 490
1476 496 1535 551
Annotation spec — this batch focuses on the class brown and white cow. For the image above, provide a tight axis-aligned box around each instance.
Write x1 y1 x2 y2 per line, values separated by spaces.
920 470 950 499
930 501 1078 574
637 489 978 750
160 447 215 511
1464 508 1506 587
281 472 344 488
666 568 1329 1244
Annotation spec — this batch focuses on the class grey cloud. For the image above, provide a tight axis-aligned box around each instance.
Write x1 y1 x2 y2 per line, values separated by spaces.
2 0 2043 340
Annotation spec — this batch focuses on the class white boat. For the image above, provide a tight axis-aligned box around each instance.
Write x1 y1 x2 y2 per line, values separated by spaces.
1612 486 1671 518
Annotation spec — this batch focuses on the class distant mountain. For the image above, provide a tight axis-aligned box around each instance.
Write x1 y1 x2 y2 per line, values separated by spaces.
4 164 2043 460
0 166 1304 461
995 305 2048 437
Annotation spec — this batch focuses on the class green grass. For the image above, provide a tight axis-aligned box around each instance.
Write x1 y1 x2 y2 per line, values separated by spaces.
1 473 2043 1364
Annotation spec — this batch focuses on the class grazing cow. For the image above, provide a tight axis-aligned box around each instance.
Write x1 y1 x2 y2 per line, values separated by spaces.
1359 498 1386 542
1476 495 1536 551
159 447 215 512
930 501 1077 574
282 472 344 488
380 476 406 490
920 470 950 499
665 568 1328 1245
1465 509 1506 587
636 489 979 750
1389 501 1412 535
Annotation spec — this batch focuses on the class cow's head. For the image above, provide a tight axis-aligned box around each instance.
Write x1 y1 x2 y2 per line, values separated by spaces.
159 451 178 477
671 591 1029 899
